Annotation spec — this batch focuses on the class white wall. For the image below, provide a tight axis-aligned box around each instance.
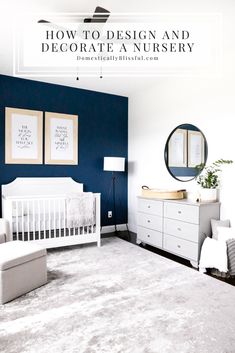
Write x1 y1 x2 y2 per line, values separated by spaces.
128 3 235 232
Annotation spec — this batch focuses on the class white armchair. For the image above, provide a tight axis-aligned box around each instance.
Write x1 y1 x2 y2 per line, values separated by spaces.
0 219 10 243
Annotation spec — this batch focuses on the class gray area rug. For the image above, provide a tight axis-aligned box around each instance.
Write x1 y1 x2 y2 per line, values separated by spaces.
1 237 235 353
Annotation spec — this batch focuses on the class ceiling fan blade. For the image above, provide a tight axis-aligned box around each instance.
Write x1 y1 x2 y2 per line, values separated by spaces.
84 6 110 23
38 20 51 24
94 6 110 16
38 6 110 30
95 6 109 13
37 20 69 32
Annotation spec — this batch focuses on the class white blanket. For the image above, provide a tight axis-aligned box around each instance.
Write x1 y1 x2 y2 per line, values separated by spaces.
199 237 228 273
66 193 95 227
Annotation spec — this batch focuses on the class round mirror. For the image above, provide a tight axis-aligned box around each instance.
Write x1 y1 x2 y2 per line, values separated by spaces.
164 123 208 182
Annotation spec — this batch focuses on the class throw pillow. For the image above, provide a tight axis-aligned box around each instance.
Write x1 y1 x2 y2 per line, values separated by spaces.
217 227 235 242
211 219 230 240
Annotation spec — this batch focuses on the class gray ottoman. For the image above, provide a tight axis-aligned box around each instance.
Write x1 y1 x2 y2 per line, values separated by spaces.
0 241 47 304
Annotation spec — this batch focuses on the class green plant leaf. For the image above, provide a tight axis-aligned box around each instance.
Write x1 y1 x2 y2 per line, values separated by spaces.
196 159 233 189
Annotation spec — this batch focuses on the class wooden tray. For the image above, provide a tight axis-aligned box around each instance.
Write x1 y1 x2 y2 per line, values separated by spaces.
141 188 185 199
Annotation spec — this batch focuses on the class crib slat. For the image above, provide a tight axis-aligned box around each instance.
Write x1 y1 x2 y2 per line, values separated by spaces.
68 200 71 237
43 199 46 239
33 200 35 240
48 199 50 238
54 199 56 238
16 201 19 241
59 199 61 238
27 200 30 241
64 200 66 237
21 200 24 241
38 199 41 240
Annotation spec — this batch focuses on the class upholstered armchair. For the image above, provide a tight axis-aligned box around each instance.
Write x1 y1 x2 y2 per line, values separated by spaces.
0 219 10 244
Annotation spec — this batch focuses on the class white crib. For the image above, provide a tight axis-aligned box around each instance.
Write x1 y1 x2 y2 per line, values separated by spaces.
1 177 100 248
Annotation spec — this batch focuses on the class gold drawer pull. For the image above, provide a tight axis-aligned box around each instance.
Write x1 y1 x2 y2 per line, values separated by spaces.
147 220 151 223
177 227 181 231
178 210 182 214
177 244 181 248
147 234 150 238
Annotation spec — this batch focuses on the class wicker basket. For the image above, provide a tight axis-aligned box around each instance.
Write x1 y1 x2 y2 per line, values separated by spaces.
141 187 185 199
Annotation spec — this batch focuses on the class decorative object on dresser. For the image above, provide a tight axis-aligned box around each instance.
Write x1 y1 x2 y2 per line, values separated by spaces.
137 197 220 268
1 177 100 248
196 159 233 202
103 157 125 232
141 186 186 200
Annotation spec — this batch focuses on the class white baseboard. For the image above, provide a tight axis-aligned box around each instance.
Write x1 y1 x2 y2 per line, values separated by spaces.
101 224 128 234
127 223 137 234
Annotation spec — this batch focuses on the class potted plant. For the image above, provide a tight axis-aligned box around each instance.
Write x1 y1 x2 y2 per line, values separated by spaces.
196 159 233 202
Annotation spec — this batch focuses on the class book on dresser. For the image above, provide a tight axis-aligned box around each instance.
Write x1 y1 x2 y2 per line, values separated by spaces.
137 197 220 268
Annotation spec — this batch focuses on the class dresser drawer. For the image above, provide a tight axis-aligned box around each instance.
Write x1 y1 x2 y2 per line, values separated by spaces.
137 213 163 232
163 234 198 261
164 218 199 243
137 226 163 248
138 198 163 216
164 202 199 224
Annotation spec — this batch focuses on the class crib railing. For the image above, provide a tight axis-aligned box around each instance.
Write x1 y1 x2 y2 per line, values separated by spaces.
13 197 66 241
3 193 100 248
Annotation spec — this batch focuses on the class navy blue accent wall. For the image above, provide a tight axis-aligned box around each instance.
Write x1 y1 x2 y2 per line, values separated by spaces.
0 75 128 226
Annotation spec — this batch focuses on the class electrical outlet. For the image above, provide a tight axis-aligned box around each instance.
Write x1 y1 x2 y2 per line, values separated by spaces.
108 211 112 218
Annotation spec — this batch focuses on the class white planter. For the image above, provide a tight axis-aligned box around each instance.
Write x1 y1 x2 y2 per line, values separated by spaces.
199 188 218 202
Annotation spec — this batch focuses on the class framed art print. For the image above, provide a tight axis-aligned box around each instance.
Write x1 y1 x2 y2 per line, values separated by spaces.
5 107 43 164
45 112 78 165
168 128 187 167
188 130 205 167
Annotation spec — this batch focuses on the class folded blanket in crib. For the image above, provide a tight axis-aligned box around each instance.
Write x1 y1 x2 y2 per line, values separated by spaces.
66 193 95 227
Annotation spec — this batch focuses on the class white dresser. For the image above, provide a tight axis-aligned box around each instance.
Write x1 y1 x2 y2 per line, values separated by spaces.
137 197 220 267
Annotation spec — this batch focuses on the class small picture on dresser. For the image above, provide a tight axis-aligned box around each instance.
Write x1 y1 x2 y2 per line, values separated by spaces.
5 107 43 164
45 112 78 165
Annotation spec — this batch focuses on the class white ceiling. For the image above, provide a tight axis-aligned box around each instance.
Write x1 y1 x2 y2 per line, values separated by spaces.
0 0 234 96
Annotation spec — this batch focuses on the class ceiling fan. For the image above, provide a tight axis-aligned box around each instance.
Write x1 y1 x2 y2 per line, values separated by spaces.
84 6 110 23
37 7 110 80
38 6 110 25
